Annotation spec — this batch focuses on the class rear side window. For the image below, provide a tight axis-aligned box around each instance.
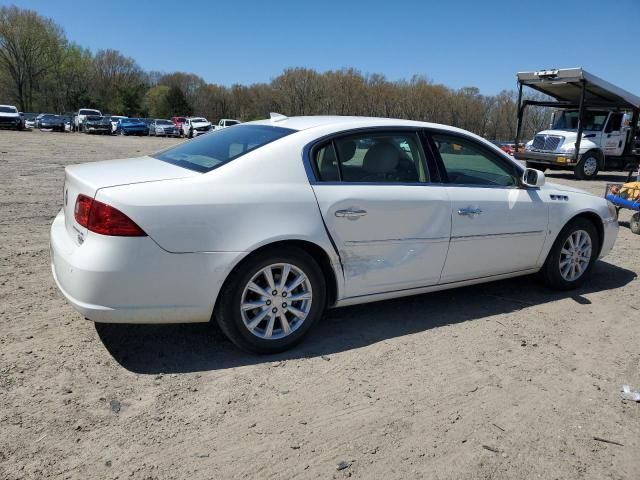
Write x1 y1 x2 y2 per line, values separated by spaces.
314 132 429 183
153 124 295 173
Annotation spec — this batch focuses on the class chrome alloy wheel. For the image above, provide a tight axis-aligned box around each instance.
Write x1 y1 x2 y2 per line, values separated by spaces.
559 230 592 282
583 156 598 176
240 263 313 340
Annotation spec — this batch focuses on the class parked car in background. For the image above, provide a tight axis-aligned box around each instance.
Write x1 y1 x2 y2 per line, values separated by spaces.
38 114 66 132
115 118 150 136
107 115 127 134
0 105 24 130
182 117 212 138
213 118 241 130
499 143 516 155
75 108 102 132
50 115 619 353
22 112 37 129
171 116 187 136
83 115 112 134
149 119 179 137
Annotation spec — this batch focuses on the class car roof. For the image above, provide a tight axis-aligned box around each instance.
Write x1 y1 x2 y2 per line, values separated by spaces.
247 115 478 137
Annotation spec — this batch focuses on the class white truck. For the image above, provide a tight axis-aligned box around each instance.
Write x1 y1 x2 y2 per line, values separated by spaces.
74 108 102 132
213 118 241 130
514 68 640 180
182 117 212 138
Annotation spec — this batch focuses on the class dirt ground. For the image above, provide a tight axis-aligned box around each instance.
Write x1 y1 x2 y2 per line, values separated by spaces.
1 129 639 480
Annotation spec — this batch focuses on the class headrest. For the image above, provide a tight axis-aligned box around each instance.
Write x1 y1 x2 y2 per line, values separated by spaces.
336 140 356 162
362 142 399 174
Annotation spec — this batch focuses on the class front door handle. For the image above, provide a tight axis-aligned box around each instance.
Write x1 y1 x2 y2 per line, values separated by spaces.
458 207 483 216
335 208 367 218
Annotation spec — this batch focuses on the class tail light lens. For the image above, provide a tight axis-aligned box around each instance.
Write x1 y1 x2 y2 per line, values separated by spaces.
74 194 147 237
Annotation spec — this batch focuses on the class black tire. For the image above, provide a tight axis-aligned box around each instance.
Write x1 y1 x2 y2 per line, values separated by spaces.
215 247 326 354
188 128 193 139
526 161 547 172
631 212 640 235
574 152 601 180
540 217 599 290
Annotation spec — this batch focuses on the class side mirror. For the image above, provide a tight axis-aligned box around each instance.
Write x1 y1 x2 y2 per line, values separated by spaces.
522 168 545 188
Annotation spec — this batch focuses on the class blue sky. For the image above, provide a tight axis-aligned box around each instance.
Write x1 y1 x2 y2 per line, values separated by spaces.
4 0 638 95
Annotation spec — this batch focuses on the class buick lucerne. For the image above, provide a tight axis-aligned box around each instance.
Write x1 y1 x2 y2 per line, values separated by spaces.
50 116 618 353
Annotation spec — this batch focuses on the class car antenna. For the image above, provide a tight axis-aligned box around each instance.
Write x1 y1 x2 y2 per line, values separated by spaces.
270 112 288 122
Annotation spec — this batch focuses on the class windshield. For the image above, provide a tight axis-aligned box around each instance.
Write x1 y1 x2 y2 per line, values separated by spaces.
0 106 17 113
122 118 141 124
42 114 60 120
552 110 609 131
191 118 207 123
79 109 100 116
157 120 173 125
153 124 295 173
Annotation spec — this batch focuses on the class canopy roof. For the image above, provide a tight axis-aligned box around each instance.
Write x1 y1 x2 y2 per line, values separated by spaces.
517 68 640 110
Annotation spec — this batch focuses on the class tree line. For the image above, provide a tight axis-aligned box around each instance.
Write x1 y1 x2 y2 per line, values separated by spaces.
0 5 548 141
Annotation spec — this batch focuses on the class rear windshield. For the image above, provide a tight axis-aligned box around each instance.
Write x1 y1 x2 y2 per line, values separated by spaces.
153 124 295 173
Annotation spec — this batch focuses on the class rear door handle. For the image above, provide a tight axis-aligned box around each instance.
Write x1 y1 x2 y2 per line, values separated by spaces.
335 209 367 218
458 207 482 216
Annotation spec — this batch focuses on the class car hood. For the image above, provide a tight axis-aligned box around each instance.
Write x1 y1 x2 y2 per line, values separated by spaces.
191 121 211 127
543 181 592 196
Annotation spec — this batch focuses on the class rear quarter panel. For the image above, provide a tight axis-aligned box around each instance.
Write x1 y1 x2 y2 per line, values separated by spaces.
95 134 338 257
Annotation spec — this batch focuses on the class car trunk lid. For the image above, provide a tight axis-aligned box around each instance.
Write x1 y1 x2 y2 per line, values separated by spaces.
63 156 199 244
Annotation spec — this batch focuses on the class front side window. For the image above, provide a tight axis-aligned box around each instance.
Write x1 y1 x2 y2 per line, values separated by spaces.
153 124 295 173
314 132 428 183
432 133 519 187
605 113 623 133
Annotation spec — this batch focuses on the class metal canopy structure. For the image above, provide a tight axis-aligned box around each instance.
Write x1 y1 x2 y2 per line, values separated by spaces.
516 67 640 110
515 67 640 159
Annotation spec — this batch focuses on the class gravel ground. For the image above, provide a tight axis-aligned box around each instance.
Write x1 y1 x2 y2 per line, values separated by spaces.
1 130 639 480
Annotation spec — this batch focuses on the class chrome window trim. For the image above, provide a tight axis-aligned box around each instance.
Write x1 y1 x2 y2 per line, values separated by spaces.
302 125 526 187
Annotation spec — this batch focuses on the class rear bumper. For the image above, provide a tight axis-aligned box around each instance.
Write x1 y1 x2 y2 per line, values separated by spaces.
514 151 578 166
50 210 242 324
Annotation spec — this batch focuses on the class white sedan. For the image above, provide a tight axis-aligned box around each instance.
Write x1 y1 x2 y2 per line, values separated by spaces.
50 115 618 353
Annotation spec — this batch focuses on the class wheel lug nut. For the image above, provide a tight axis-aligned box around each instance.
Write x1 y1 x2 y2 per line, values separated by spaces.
282 292 287 297
282 303 287 308
266 300 271 306
272 307 277 314
272 290 278 295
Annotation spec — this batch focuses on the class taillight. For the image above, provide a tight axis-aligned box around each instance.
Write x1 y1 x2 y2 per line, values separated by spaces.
74 194 147 237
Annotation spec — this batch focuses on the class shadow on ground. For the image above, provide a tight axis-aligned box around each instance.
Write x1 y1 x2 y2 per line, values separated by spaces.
96 261 636 374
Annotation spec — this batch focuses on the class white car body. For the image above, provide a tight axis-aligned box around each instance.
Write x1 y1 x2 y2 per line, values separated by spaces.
75 108 102 131
109 115 127 134
51 116 618 332
0 104 22 129
213 118 241 130
182 117 212 137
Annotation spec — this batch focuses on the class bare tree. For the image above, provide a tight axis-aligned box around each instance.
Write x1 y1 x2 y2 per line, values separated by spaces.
0 5 64 111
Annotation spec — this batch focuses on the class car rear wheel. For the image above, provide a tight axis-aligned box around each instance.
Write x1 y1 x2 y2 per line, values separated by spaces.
540 218 599 290
215 247 326 354
574 153 600 180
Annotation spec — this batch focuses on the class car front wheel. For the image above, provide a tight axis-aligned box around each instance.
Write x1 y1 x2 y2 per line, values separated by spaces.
215 247 326 354
540 218 599 290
